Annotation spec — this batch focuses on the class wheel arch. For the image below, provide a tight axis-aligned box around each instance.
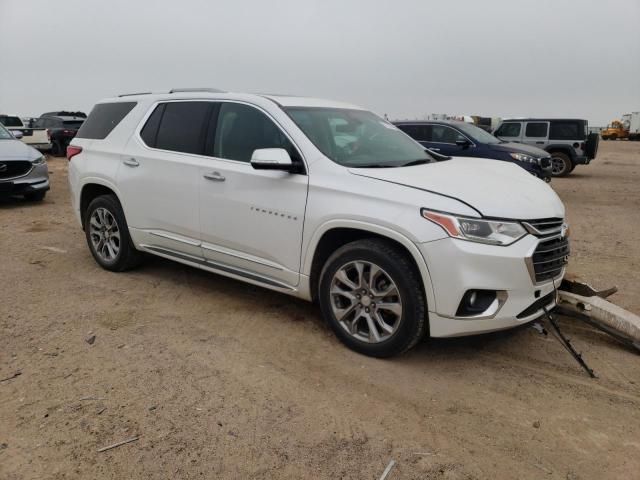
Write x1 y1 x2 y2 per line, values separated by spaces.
79 179 123 229
304 221 436 310
546 144 576 160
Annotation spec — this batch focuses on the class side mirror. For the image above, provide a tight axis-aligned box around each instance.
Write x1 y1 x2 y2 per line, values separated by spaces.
455 139 471 148
250 148 294 172
12 130 24 140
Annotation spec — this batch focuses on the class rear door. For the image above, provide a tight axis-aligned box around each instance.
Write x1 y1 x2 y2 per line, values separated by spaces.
523 121 549 147
117 101 214 259
198 101 308 288
494 121 523 143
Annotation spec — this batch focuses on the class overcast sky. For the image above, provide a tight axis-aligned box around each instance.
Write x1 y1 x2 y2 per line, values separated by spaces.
1 0 638 125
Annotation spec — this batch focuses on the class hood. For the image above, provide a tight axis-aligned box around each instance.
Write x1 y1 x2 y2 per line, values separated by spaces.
489 142 549 158
349 158 564 220
0 139 41 161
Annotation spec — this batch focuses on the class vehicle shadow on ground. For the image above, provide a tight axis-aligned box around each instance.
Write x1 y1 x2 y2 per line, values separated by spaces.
136 254 628 365
0 197 48 209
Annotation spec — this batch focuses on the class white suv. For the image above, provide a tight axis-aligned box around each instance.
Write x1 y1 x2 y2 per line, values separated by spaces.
68 89 569 357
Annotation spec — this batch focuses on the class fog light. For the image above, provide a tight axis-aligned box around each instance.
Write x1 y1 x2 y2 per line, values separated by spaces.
456 290 497 317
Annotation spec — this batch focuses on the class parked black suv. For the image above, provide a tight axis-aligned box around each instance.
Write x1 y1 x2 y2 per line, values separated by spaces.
33 114 85 156
395 120 552 180
493 119 599 177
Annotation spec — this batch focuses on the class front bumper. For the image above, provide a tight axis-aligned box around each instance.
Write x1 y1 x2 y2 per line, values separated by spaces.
419 235 562 337
0 164 50 198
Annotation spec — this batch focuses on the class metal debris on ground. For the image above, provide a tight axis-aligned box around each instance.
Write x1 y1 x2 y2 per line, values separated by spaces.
558 279 640 353
378 459 396 480
543 307 596 378
85 334 96 345
97 436 139 453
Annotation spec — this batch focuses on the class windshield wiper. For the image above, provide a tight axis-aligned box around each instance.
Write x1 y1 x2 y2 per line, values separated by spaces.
349 163 399 168
401 159 432 167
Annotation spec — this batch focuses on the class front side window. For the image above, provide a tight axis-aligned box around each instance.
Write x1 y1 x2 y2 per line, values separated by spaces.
431 125 466 144
525 122 548 138
153 102 212 154
213 103 298 162
496 122 521 137
285 108 431 168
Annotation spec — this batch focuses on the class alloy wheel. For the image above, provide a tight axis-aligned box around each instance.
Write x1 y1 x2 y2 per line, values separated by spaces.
551 156 567 176
329 260 403 343
89 207 121 262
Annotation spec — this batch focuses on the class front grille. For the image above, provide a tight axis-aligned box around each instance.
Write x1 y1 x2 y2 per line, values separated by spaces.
531 235 570 282
517 291 556 319
523 217 564 236
540 157 551 169
0 161 32 179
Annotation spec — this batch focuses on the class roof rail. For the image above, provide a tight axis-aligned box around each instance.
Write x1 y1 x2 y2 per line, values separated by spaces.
118 92 152 97
169 87 226 94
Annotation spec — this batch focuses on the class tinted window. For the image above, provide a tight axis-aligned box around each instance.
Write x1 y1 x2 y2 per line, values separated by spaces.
140 104 165 147
34 118 45 128
496 122 521 137
397 124 432 141
0 116 23 127
76 102 137 139
63 120 84 130
213 103 297 162
155 102 212 155
549 121 584 140
431 125 465 143
525 122 548 137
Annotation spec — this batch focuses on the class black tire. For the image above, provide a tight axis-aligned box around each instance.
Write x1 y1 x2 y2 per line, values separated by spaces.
25 190 46 201
84 194 143 272
550 152 573 177
318 238 428 358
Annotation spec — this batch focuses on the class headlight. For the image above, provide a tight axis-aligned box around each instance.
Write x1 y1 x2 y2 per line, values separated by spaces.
422 209 527 246
31 155 46 165
509 152 538 164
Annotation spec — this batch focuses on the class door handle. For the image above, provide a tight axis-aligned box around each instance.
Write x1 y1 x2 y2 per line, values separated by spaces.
123 158 139 167
203 171 225 182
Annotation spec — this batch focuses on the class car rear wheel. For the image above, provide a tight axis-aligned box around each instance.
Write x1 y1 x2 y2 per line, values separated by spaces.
318 239 427 357
550 152 573 177
84 194 143 271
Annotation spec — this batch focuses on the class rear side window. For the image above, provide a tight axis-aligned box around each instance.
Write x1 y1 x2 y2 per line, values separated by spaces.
397 124 432 141
151 102 212 155
549 121 585 140
76 102 137 139
496 122 521 137
525 122 548 137
213 102 298 162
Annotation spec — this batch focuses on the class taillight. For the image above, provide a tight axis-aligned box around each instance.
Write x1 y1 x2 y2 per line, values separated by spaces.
66 145 82 161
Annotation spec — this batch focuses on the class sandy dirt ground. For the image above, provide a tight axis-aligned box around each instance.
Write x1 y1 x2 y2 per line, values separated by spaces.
1 141 639 479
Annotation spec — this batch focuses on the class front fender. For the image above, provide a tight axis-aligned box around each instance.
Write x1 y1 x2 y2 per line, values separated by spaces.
302 219 437 313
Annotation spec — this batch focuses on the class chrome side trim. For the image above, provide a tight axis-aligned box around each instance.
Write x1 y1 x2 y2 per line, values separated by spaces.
148 230 201 246
139 244 294 290
201 242 284 271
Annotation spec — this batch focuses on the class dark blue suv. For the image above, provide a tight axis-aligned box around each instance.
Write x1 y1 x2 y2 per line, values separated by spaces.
395 120 552 180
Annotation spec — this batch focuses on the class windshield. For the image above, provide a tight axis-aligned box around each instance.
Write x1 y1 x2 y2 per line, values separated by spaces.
0 124 14 140
285 107 432 167
455 122 501 144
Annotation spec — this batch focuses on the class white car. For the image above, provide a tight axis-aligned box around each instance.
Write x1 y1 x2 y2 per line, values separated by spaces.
67 89 569 357
0 114 52 151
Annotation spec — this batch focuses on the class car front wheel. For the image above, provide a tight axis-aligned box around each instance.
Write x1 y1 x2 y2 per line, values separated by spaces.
318 239 428 357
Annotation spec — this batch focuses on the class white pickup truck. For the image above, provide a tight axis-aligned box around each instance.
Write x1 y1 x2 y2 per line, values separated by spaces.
0 114 52 151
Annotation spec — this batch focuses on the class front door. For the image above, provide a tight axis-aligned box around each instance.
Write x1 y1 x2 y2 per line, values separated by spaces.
494 121 523 143
522 121 549 147
198 101 308 288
